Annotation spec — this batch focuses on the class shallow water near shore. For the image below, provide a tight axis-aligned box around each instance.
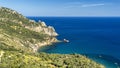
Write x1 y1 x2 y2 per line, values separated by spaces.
39 44 120 68
28 17 120 68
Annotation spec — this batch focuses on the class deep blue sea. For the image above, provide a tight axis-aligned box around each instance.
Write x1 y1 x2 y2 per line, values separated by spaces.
28 17 120 68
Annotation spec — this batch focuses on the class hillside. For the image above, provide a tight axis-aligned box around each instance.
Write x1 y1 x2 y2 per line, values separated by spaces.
0 7 58 52
0 7 105 68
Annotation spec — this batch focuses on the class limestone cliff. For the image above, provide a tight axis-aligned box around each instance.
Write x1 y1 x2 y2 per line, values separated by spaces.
25 20 58 37
0 7 59 52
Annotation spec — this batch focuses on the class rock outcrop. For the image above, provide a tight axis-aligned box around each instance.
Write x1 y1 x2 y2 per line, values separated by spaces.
0 7 59 53
25 20 58 37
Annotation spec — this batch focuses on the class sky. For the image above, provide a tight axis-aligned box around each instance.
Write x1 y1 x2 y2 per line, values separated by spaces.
0 0 120 17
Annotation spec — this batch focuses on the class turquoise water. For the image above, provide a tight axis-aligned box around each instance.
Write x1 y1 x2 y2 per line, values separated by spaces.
28 17 120 68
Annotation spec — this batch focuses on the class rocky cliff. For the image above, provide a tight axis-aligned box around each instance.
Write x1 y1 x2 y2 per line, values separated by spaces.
0 7 59 52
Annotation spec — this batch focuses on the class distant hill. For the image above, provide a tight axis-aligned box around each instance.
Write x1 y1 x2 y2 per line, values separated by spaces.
0 7 105 68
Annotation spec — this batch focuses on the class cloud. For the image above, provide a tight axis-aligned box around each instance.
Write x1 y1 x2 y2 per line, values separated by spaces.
64 2 105 8
81 4 105 7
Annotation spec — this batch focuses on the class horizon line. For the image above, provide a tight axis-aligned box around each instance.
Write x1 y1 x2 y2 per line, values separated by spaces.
26 16 120 17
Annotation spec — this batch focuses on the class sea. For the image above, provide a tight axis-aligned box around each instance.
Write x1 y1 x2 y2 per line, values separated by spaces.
28 17 120 68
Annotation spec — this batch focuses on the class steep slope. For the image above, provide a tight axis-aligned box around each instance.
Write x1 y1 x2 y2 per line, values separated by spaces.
0 7 58 52
0 7 105 68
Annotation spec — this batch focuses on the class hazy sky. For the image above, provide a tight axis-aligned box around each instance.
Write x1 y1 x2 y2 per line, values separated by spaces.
0 0 120 16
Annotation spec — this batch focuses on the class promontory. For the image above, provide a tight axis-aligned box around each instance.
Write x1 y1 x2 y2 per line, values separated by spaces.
0 7 105 68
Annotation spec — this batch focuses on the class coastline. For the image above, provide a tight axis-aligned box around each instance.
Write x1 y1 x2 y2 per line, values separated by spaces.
0 7 110 68
35 39 61 52
33 17 120 68
21 19 60 52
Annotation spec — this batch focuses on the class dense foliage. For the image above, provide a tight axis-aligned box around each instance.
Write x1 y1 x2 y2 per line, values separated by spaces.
0 50 105 68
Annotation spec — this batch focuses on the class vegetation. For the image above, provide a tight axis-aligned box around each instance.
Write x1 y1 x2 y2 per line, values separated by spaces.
0 7 105 68
0 51 105 68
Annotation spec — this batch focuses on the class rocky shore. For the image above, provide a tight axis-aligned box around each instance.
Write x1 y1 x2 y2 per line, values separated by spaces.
23 20 60 52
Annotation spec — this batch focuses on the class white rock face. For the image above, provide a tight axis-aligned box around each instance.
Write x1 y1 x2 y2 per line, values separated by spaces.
29 20 36 23
48 26 55 31
25 21 58 37
43 26 58 36
40 21 47 27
